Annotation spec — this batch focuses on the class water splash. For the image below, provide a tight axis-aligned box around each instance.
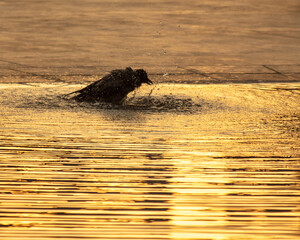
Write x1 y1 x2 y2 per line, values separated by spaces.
124 95 201 112
3 83 204 113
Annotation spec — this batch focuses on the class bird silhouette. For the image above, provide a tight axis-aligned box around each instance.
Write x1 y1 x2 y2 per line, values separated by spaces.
67 67 152 104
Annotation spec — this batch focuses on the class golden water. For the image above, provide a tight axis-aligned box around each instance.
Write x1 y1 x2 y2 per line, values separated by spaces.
0 83 299 239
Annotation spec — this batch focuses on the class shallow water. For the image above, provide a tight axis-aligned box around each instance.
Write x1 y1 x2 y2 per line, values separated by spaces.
0 82 299 240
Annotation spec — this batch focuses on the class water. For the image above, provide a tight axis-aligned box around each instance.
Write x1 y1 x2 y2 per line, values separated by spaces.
1 0 299 68
0 82 299 239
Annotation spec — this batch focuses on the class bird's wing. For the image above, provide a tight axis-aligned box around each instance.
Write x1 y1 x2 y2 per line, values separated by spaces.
77 74 116 95
69 68 134 95
63 77 108 97
64 68 136 103
76 71 131 100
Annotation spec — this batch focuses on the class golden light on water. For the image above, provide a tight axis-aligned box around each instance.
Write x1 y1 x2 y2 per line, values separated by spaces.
0 0 299 237
0 83 299 239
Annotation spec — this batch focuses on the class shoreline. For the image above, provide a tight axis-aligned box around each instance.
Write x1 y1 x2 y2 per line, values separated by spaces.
0 64 299 84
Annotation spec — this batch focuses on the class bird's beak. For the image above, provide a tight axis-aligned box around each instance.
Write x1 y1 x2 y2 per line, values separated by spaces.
145 78 153 85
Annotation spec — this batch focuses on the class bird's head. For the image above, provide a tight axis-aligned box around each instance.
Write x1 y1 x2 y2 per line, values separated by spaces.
135 69 153 86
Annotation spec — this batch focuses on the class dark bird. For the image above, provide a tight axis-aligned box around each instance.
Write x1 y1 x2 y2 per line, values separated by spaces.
67 67 152 104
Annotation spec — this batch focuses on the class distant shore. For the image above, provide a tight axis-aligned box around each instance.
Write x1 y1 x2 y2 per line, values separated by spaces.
1 1 299 84
0 63 299 84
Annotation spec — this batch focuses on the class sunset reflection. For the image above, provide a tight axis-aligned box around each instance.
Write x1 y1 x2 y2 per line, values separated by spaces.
0 83 299 239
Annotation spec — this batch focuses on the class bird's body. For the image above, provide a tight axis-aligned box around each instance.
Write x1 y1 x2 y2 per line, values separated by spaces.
68 67 152 104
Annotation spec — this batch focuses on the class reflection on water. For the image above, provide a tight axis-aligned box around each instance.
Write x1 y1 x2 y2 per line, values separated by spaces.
0 83 299 240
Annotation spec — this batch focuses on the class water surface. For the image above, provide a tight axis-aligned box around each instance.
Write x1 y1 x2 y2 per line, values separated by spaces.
0 83 299 239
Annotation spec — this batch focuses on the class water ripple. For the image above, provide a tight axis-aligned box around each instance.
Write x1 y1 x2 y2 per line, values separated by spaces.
0 83 299 240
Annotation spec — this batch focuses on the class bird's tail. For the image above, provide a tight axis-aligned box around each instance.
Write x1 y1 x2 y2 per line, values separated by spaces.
59 90 81 100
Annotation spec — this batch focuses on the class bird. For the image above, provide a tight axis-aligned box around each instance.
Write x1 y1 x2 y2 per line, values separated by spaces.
66 67 153 104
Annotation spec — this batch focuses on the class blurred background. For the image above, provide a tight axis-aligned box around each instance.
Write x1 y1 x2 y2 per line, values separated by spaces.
0 0 299 75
